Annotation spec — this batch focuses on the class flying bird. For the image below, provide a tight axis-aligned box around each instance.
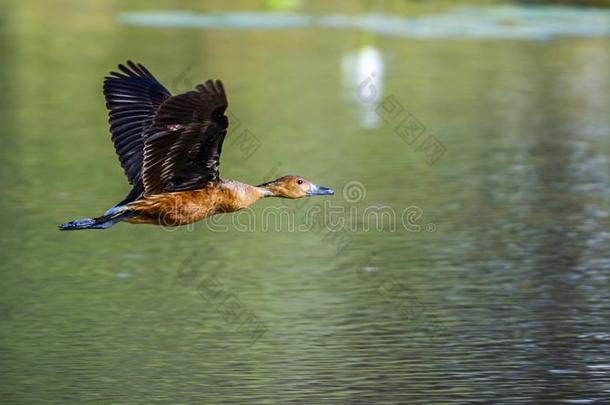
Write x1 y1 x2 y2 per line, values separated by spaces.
59 61 333 230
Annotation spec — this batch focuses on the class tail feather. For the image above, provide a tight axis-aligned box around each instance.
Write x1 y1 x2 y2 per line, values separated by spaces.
59 218 98 230
59 186 142 231
58 209 136 231
59 216 117 231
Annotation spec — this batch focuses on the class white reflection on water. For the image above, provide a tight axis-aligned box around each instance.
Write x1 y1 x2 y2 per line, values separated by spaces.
119 7 610 41
341 46 384 129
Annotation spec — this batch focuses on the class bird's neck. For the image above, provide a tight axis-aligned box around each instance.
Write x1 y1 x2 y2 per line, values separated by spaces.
220 180 273 210
255 186 274 198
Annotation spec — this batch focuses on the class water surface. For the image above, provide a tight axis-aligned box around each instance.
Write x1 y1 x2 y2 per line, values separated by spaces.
1 1 609 403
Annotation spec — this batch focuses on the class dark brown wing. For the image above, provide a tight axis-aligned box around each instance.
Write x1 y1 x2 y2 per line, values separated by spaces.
141 80 228 196
104 61 171 185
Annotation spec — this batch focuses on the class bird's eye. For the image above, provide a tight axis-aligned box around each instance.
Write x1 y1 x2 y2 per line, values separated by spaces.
297 179 304 185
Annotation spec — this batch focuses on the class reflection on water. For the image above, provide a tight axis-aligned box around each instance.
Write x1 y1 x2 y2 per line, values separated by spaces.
1 0 610 403
342 46 384 129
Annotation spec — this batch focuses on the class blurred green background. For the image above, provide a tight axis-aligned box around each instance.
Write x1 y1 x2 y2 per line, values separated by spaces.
0 0 609 403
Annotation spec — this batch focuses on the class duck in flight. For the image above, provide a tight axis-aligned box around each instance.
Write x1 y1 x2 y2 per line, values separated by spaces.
59 61 333 230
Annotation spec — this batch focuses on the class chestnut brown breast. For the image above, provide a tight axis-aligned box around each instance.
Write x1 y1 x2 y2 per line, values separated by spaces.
125 181 264 226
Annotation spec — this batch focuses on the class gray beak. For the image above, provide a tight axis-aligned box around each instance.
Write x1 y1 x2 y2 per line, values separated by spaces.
307 184 334 196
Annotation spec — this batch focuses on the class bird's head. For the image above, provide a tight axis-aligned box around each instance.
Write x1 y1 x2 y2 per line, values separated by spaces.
258 175 334 199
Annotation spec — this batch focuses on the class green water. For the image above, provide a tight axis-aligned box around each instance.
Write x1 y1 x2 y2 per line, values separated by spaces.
1 1 609 403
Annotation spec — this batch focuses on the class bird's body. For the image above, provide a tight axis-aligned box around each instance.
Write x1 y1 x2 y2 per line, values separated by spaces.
59 61 333 230
124 180 266 226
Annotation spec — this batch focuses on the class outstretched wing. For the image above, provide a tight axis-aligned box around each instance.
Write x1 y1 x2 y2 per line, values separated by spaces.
141 80 229 196
103 61 171 185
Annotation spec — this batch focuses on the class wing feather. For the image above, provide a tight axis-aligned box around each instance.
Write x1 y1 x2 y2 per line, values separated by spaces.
141 80 228 195
103 61 171 185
